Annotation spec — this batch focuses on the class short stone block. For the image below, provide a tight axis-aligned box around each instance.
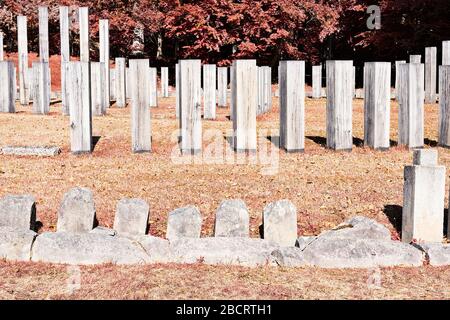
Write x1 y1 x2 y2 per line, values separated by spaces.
413 149 438 166
56 187 96 233
166 206 202 240
0 194 36 230
114 198 149 236
263 200 297 247
214 199 249 237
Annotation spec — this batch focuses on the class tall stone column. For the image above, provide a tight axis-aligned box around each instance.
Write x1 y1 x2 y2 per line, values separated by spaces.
90 62 106 116
231 60 257 152
438 65 450 147
31 62 50 114
149 67 158 107
443 41 450 65
0 61 15 113
395 60 406 100
398 63 424 148
60 6 70 115
0 32 4 61
326 60 353 151
203 64 216 120
279 60 305 152
217 67 228 107
425 47 437 104
161 67 169 97
99 19 110 107
262 66 272 112
79 7 89 62
175 63 180 117
17 16 29 106
363 62 391 150
67 61 92 153
312 65 322 99
179 60 202 154
115 58 126 108
38 6 50 106
130 59 151 153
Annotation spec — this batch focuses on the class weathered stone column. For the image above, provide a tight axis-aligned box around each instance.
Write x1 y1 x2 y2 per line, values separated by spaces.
352 66 356 98
312 65 322 99
402 149 445 243
179 59 202 154
395 60 406 100
203 64 216 120
99 19 110 107
217 67 227 107
438 66 450 147
257 66 264 115
231 60 257 152
161 67 169 97
279 60 305 152
326 60 353 151
38 6 51 107
398 63 424 148
363 62 391 150
125 67 130 100
262 66 272 113
31 62 50 114
60 6 70 115
443 41 450 65
0 32 4 61
17 16 29 106
79 7 89 62
0 61 15 113
115 58 126 108
110 69 116 101
409 55 421 63
90 62 106 116
175 63 180 117
67 62 92 153
130 59 151 153
425 47 437 104
149 67 158 107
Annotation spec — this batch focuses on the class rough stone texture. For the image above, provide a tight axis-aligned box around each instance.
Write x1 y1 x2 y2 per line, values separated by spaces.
131 235 171 263
425 47 437 104
231 60 257 152
31 232 148 265
114 198 149 236
17 15 29 106
439 65 450 147
214 199 249 237
0 61 15 113
312 65 322 99
321 216 391 241
279 60 305 152
59 6 70 115
169 237 279 267
175 63 179 116
398 63 424 148
363 62 391 150
217 66 228 107
99 19 110 106
1 146 60 156
0 226 36 261
419 243 450 266
410 55 421 63
0 194 36 230
413 149 438 166
395 61 406 100
161 67 169 97
300 237 424 268
402 165 445 243
90 226 116 236
90 62 106 116
115 58 126 108
57 187 96 233
79 7 89 62
443 41 450 66
31 61 50 114
203 64 216 120
149 67 158 107
271 247 308 267
295 236 317 250
166 206 202 240
263 200 297 247
326 60 353 151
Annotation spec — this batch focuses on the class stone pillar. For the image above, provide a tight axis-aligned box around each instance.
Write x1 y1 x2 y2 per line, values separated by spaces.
262 66 272 112
115 58 126 108
203 64 216 120
67 62 92 153
38 6 51 107
443 41 450 65
402 149 445 243
17 16 28 106
352 66 356 98
257 66 264 115
231 60 257 152
438 66 450 147
161 67 169 97
363 62 391 150
398 63 424 148
110 69 116 101
395 60 406 100
60 6 70 115
125 67 130 100
149 67 158 107
130 59 151 153
175 63 180 117
409 55 421 63
425 47 437 104
217 67 227 107
312 65 322 99
79 7 89 62
0 61 15 113
179 59 202 154
0 32 4 61
99 19 110 107
326 60 353 151
90 62 106 116
31 62 50 114
279 60 305 152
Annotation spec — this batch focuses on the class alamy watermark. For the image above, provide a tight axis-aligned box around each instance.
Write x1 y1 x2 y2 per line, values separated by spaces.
367 5 381 30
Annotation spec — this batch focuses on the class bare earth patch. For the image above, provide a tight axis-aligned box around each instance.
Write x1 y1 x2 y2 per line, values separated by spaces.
0 96 449 299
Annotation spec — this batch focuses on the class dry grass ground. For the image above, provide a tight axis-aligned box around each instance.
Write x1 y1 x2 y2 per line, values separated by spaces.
0 94 449 299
